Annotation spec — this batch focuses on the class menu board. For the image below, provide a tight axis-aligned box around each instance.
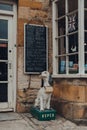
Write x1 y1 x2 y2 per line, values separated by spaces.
24 24 48 74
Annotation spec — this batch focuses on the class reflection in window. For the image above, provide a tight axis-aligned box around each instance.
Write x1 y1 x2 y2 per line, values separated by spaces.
68 0 78 12
57 0 65 18
0 3 13 11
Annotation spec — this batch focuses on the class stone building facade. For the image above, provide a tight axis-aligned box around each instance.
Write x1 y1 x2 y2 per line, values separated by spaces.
0 0 87 122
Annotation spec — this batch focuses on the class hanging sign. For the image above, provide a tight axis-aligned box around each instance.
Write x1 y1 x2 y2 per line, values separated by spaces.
68 13 77 33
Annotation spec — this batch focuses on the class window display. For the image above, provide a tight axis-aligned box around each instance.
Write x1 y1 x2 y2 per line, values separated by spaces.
52 0 86 76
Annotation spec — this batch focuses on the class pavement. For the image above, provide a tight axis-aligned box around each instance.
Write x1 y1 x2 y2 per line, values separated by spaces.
0 112 87 130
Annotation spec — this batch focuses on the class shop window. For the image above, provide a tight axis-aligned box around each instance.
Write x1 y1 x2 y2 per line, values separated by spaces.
53 0 86 76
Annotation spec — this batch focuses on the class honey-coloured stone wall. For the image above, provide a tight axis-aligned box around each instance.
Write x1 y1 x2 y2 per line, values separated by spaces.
17 0 52 112
52 78 87 121
16 0 87 122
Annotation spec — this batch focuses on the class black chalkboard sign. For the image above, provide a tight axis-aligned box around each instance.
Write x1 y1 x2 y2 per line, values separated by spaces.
24 24 48 74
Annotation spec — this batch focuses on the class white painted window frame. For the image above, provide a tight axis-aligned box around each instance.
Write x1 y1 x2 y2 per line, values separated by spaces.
52 0 86 78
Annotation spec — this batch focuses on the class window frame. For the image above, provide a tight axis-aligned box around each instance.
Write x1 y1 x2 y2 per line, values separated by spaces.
52 0 85 78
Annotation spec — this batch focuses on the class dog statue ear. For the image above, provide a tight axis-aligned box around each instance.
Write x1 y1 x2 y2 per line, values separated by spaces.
49 73 53 86
41 79 44 87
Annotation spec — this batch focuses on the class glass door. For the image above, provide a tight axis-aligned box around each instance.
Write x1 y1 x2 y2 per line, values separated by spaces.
0 16 13 110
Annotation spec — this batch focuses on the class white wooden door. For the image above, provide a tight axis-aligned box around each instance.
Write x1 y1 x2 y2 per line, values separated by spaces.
0 15 13 110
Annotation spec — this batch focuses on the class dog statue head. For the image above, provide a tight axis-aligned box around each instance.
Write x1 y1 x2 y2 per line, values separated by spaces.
34 71 53 110
40 71 49 79
40 71 53 87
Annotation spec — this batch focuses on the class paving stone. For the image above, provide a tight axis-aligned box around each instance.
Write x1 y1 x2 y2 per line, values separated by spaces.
0 113 87 130
63 120 77 127
77 126 87 130
0 112 22 121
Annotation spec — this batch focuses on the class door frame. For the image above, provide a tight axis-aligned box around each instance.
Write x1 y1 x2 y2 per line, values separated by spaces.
0 1 17 111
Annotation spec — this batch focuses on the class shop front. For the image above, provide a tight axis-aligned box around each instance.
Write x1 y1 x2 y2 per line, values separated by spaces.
1 0 86 122
52 0 87 121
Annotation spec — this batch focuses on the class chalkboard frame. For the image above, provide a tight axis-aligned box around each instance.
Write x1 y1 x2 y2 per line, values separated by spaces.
24 24 48 74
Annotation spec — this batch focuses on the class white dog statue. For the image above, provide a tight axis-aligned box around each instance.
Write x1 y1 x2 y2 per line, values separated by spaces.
34 71 53 111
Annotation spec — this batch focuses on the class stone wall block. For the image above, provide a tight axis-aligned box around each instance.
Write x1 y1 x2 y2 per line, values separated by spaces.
19 0 42 10
53 79 86 102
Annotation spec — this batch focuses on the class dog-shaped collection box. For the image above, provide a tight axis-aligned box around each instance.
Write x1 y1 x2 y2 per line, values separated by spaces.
30 71 56 121
34 71 53 111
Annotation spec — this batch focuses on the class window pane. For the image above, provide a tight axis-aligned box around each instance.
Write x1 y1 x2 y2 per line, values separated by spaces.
85 11 87 73
68 13 78 33
85 33 87 47
58 17 65 36
68 0 78 13
85 11 87 30
0 41 8 60
58 37 66 55
84 32 87 73
0 3 13 11
68 33 78 53
0 83 8 102
57 0 65 17
0 19 8 39
58 57 66 74
85 53 87 74
69 55 78 74
0 62 8 81
85 0 87 8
